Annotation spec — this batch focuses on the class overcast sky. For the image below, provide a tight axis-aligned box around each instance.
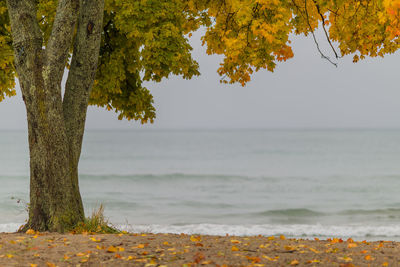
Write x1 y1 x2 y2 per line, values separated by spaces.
1 30 400 130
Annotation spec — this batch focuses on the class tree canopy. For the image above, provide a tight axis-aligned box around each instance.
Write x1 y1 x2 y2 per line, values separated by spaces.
1 0 400 121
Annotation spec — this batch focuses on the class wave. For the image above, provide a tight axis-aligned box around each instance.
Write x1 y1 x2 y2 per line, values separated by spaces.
3 223 400 240
255 208 325 217
339 208 400 215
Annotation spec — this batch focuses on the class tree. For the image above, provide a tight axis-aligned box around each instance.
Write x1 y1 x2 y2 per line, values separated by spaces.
1 0 399 232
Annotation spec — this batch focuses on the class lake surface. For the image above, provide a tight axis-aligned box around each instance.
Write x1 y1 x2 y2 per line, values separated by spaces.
2 129 400 240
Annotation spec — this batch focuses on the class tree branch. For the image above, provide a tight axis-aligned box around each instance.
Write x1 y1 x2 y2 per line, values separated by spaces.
63 0 105 165
312 0 341 59
304 0 338 67
6 0 44 101
45 0 80 89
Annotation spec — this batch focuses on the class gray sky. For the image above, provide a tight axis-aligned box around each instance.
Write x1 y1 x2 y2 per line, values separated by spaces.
1 30 400 130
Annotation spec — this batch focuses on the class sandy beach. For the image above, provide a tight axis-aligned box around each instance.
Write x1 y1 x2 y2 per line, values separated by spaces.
0 232 399 266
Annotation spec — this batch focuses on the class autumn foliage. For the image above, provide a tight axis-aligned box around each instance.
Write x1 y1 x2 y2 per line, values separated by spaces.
0 0 400 118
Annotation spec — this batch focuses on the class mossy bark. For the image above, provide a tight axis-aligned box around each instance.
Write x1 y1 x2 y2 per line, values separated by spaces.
6 0 104 232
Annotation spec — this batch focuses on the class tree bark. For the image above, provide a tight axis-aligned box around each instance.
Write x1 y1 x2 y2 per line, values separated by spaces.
6 0 104 232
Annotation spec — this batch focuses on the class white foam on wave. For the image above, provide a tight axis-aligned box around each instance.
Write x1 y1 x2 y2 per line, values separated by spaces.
3 223 400 240
120 223 400 240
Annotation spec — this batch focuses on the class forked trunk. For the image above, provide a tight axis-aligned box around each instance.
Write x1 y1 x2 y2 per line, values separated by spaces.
6 0 104 232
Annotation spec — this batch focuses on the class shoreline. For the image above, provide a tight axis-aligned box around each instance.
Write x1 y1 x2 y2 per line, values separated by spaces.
0 232 399 266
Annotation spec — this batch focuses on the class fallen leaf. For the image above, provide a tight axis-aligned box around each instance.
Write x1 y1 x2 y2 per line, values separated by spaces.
190 235 202 242
348 243 358 248
194 252 205 264
26 229 36 235
280 235 286 240
309 247 320 253
46 263 56 267
267 236 275 240
382 262 389 266
290 260 299 265
338 256 352 262
365 255 374 261
107 246 117 253
230 239 241 244
307 259 321 263
231 246 239 251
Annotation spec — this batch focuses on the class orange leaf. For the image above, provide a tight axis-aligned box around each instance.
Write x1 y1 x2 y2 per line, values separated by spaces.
290 260 299 265
231 246 239 251
364 255 374 261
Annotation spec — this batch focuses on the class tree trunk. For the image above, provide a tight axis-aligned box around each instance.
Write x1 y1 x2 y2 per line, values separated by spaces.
6 0 104 232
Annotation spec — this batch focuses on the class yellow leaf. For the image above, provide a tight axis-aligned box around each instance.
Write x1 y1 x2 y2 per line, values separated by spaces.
30 264 38 267
107 246 118 253
190 235 202 242
290 260 299 265
348 243 358 248
338 256 352 262
230 239 241 244
76 252 85 257
201 261 213 265
90 237 101 242
231 246 239 251
309 247 320 253
382 262 389 266
267 236 275 240
117 246 125 252
307 259 320 263
280 235 286 240
46 263 56 267
262 255 278 261
163 241 170 245
26 229 36 235
6 254 13 258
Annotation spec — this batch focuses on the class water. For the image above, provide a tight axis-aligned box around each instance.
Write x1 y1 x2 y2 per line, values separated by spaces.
2 129 400 240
